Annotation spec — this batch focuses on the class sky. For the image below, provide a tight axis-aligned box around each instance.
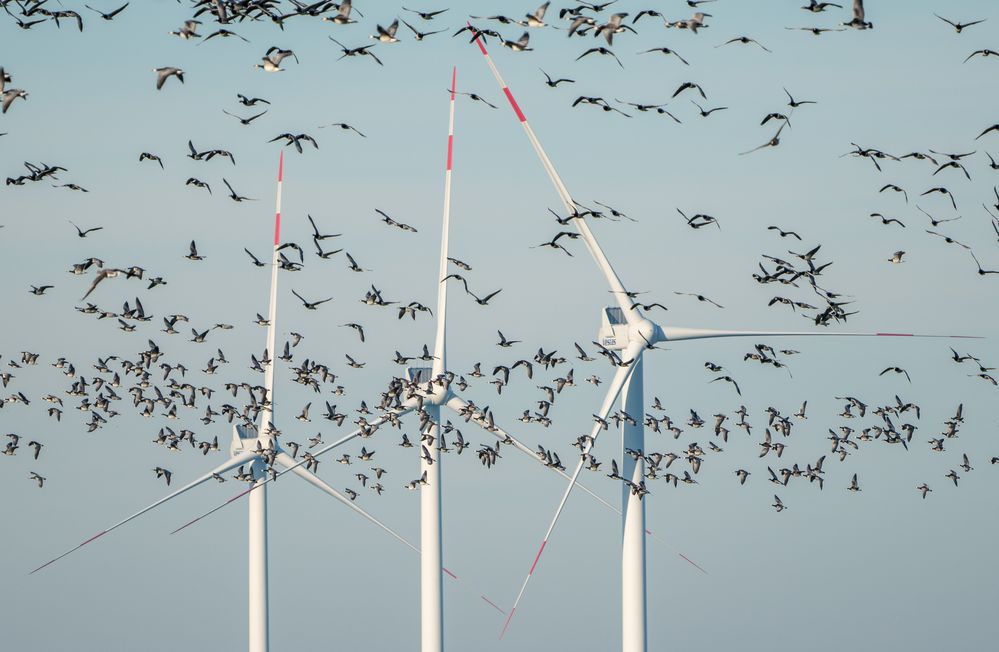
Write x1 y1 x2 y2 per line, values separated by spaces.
1 1 998 650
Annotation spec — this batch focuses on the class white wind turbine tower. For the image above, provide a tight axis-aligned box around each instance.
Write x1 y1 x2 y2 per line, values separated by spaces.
32 153 425 652
410 67 688 651
470 34 975 652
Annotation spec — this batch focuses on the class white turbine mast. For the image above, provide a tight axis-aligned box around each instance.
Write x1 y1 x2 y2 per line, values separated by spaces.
470 31 976 652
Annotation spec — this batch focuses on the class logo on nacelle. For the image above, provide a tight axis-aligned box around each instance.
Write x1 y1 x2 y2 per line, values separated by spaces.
603 338 616 346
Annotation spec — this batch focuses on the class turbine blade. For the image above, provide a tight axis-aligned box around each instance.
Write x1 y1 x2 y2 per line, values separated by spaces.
660 326 980 341
499 342 644 639
469 27 639 325
433 66 457 378
263 151 284 425
32 450 258 574
277 452 418 552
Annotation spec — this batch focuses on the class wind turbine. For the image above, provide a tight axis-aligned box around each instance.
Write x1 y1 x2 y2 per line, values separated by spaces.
469 32 977 652
408 67 703 651
31 153 425 652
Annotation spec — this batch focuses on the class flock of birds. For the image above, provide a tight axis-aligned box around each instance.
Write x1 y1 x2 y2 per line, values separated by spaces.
2 3 998 640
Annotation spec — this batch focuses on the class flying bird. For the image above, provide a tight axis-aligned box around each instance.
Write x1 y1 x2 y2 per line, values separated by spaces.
153 67 184 90
85 3 129 20
319 122 366 137
400 19 446 41
186 241 206 261
69 221 103 238
842 0 873 29
674 291 724 308
576 47 623 68
139 152 164 168
81 268 123 301
223 179 256 202
540 69 575 87
739 123 787 156
934 14 986 33
237 94 270 106
403 7 448 21
717 36 771 52
292 290 332 310
223 109 267 126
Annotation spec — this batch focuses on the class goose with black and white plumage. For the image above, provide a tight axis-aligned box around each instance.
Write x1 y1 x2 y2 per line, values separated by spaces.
2 87 28 114
801 1 841 12
256 47 297 72
371 20 400 43
152 67 183 90
667 12 710 33
521 2 550 28
501 31 533 52
170 20 201 39
81 268 124 301
842 0 872 30
322 0 356 25
594 13 635 45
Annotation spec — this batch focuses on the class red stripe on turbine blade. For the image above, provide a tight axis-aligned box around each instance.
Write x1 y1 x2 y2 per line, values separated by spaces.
81 530 109 546
502 87 527 123
446 135 453 171
876 332 913 337
481 595 507 615
450 66 456 100
528 539 547 575
442 567 457 579
274 151 283 245
499 607 517 640
678 553 708 575
499 540 547 638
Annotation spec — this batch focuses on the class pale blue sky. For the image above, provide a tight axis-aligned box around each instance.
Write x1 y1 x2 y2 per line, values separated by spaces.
2 1 998 650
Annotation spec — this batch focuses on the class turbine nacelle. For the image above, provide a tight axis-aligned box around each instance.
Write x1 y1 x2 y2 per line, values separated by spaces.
230 422 279 458
230 423 258 457
598 307 665 350
406 366 453 406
